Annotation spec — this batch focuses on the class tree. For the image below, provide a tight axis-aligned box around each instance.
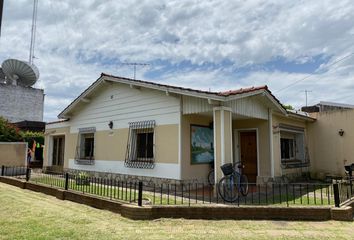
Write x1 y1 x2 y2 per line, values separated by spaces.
283 104 295 110
0 117 23 142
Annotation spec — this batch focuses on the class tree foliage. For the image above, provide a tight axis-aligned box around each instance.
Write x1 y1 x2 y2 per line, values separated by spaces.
283 104 295 110
0 117 23 142
0 117 44 144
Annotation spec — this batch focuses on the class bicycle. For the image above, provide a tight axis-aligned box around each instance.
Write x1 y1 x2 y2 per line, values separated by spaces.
218 161 249 202
208 162 215 185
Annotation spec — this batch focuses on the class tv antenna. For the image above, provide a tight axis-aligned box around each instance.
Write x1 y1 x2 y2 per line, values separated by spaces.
120 62 150 79
303 90 312 106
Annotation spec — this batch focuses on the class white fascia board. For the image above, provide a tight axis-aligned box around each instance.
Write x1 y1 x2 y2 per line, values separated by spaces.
226 89 287 115
262 91 287 115
104 76 226 101
287 112 316 122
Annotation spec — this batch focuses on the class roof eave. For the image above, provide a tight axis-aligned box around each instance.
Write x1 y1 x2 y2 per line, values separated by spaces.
287 112 316 122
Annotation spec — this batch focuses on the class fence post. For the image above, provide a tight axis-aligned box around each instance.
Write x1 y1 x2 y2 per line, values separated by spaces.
26 168 31 182
333 183 340 207
65 173 69 190
138 181 143 207
1 165 4 176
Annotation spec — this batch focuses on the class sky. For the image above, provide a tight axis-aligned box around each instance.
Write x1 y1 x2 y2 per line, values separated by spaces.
1 0 354 121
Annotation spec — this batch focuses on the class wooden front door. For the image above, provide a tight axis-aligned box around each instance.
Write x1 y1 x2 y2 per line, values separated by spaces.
239 131 257 183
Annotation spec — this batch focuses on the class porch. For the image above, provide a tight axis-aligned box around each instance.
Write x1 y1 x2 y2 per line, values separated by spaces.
180 92 309 184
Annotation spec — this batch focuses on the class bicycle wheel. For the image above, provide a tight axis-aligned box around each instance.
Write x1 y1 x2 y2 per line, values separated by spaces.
208 170 215 185
218 175 239 202
239 174 249 196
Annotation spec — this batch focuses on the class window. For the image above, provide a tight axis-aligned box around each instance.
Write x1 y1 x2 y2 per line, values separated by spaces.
75 127 95 164
281 138 295 161
279 124 309 168
136 131 154 159
80 133 94 159
125 120 155 168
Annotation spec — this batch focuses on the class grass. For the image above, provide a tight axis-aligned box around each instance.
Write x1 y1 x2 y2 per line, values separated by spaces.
0 182 353 240
29 174 337 206
30 174 183 205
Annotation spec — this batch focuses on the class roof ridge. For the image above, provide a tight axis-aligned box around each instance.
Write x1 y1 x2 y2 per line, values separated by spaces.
102 72 268 97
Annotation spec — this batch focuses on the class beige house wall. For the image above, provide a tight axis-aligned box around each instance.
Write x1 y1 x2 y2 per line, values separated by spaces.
272 114 309 178
44 126 74 169
308 110 354 177
45 124 179 168
180 114 213 181
0 142 27 166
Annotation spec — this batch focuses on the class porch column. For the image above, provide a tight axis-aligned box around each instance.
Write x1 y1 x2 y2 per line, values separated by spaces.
213 106 233 184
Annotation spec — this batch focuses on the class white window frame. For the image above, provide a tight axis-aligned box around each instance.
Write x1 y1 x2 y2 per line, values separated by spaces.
280 136 296 162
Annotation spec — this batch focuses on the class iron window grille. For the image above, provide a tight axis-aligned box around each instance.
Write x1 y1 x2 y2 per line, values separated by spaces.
125 120 155 169
75 127 95 165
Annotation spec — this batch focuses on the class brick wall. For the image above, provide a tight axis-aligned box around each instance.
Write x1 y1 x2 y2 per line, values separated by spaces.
0 83 44 122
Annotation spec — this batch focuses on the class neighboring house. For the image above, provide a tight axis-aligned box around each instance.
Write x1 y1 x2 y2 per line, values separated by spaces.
305 103 354 178
302 101 354 113
44 73 316 184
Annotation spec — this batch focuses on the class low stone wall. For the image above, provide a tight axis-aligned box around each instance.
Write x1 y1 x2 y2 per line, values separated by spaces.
0 176 352 221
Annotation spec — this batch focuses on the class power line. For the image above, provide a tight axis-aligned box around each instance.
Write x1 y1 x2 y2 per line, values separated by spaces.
275 53 354 93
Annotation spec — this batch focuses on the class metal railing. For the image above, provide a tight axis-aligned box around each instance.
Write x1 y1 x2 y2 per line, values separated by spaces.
1 166 353 207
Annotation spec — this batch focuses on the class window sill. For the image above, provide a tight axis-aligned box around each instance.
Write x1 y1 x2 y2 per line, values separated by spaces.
281 160 309 169
75 159 95 165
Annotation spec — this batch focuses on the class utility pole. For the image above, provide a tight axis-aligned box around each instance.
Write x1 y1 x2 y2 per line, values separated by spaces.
120 62 150 79
303 90 312 106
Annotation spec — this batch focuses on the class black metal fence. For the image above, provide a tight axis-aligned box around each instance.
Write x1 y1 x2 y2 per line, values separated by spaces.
1 166 353 207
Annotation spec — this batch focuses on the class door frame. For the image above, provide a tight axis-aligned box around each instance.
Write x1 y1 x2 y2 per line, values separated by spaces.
233 128 259 179
48 133 66 167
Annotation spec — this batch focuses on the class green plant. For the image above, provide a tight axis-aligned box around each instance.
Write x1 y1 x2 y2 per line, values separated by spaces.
77 171 89 179
22 131 44 146
283 104 295 110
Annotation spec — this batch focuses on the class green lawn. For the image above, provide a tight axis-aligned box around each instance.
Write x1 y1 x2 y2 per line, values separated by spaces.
0 182 353 240
30 174 336 206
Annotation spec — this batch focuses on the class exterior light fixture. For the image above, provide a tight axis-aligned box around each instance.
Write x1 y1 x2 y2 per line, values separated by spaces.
108 121 113 129
338 129 344 136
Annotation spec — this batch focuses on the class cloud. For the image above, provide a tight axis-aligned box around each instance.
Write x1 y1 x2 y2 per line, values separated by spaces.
0 0 354 120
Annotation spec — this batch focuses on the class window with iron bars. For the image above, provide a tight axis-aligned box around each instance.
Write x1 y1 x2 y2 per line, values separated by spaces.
125 120 155 169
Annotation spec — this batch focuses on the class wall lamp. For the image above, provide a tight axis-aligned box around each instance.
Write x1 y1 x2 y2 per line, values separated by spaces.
338 129 344 136
108 121 113 129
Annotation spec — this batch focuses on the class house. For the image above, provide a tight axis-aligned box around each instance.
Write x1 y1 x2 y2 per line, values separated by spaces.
304 103 354 178
44 73 316 184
